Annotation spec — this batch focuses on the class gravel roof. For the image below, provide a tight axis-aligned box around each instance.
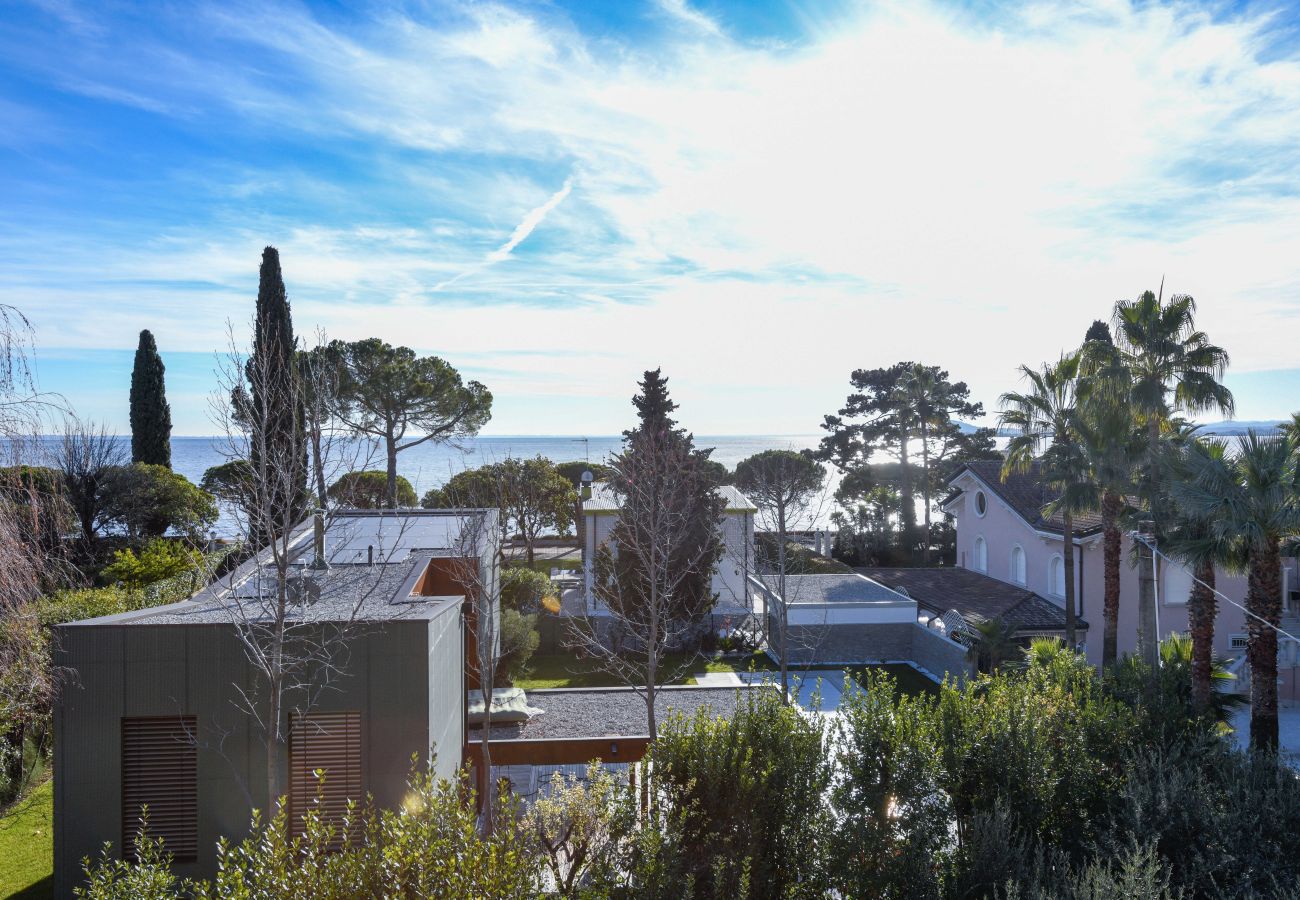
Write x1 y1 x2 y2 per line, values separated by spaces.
472 685 774 739
859 566 1088 634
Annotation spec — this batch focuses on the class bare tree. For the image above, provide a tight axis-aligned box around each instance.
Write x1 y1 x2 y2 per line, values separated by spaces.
567 427 724 739
735 450 831 700
53 416 125 549
207 325 395 805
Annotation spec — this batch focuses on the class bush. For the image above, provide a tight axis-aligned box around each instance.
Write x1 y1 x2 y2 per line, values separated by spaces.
496 608 540 686
77 767 540 899
328 470 418 509
102 539 201 590
500 566 553 613
100 464 217 539
649 686 831 898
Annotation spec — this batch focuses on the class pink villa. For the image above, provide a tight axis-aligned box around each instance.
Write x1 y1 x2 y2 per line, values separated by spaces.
941 460 1300 702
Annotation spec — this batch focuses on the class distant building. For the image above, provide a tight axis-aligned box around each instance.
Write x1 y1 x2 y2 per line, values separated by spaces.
579 481 757 614
53 509 499 896
943 459 1300 685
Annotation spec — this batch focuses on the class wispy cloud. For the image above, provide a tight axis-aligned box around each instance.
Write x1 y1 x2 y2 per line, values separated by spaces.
436 177 574 290
5 1 1300 432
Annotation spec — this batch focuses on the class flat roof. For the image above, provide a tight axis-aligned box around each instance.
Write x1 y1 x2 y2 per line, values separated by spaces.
757 573 913 605
582 482 758 514
472 685 774 740
60 508 494 628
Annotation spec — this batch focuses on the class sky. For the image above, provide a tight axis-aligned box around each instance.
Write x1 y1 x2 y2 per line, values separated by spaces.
4 0 1300 436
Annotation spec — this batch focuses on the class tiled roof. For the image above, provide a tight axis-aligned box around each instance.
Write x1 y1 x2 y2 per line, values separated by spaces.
582 482 757 513
858 566 1088 634
951 460 1105 537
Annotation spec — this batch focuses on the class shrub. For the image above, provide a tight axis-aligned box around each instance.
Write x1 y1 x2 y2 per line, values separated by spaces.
496 608 540 686
100 464 217 539
649 686 831 898
830 671 949 898
501 566 553 613
102 539 201 590
524 763 637 896
77 767 540 899
327 470 417 509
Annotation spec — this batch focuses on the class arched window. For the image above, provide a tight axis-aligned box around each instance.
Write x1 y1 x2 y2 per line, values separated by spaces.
974 536 988 573
1048 555 1065 598
1010 545 1026 585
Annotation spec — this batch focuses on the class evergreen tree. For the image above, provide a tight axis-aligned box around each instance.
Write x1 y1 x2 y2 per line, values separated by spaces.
1084 320 1112 344
129 329 172 468
627 367 678 436
247 246 307 537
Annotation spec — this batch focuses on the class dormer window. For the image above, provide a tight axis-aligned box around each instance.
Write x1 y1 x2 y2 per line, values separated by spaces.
974 490 987 517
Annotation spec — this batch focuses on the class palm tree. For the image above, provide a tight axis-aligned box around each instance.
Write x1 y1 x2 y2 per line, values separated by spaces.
967 618 1020 673
1163 436 1242 712
1171 430 1300 751
1095 287 1234 668
1077 378 1141 668
1000 353 1094 647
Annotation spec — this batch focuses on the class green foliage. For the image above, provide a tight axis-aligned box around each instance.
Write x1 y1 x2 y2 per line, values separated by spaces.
129 329 172 468
500 565 553 612
76 768 539 899
524 763 637 896
495 608 540 687
102 539 201 590
327 470 417 508
554 460 616 486
100 464 218 539
649 687 831 898
831 671 950 898
199 459 253 504
330 337 491 507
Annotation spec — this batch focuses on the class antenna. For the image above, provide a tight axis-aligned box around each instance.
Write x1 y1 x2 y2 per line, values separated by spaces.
574 436 590 463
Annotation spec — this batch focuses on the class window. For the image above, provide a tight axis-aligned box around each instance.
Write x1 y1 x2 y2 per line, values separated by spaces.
289 710 362 844
974 491 988 517
1048 555 1065 598
1162 561 1192 606
973 536 987 573
1010 545 1026 585
122 716 197 863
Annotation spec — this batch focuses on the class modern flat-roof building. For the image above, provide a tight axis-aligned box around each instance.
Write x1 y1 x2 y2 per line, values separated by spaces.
52 509 499 896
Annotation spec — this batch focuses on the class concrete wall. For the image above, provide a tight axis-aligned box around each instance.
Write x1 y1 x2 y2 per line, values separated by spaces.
910 625 972 683
53 612 460 896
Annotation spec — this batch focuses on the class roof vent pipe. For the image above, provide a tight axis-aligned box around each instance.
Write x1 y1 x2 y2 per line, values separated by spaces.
308 509 329 571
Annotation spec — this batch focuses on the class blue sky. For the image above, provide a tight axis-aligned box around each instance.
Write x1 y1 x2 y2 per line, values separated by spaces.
4 0 1300 435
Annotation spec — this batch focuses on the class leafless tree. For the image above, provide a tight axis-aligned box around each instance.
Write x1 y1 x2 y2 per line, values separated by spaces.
567 428 724 739
53 415 125 549
735 451 833 700
205 325 396 805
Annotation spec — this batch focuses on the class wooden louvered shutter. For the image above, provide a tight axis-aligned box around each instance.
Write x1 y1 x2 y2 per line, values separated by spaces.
288 710 362 843
121 716 198 863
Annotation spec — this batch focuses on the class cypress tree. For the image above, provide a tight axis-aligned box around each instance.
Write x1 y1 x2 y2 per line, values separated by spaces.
249 246 307 535
1084 319 1112 345
129 329 172 468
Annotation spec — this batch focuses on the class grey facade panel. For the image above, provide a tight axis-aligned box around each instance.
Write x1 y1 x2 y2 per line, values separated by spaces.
53 604 461 897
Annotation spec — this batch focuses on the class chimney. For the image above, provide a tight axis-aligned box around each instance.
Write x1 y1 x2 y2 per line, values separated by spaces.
307 509 329 571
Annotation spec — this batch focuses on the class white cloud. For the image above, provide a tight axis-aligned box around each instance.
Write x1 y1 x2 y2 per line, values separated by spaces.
9 0 1300 430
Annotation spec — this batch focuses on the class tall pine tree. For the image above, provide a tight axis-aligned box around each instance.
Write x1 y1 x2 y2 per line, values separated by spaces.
129 329 172 468
248 246 307 538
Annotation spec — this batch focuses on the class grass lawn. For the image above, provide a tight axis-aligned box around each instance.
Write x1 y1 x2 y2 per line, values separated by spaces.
515 651 775 689
849 663 942 696
0 777 53 900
